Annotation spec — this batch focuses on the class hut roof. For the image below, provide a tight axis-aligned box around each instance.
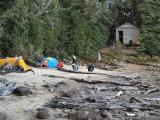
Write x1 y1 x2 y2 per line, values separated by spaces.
116 23 138 29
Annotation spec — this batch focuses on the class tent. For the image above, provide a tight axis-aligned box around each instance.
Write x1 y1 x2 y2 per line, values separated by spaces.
0 57 31 72
42 57 58 68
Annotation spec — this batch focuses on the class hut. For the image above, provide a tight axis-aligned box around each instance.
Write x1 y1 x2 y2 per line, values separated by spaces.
116 23 140 46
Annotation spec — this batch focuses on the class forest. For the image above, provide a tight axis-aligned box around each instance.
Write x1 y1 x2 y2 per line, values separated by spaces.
0 0 160 61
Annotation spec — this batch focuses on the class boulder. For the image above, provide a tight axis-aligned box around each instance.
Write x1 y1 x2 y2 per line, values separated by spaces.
87 111 104 120
13 86 33 96
0 83 16 96
36 108 49 119
68 111 88 120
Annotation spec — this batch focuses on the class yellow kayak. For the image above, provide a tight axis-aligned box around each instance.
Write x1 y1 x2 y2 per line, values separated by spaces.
0 57 30 71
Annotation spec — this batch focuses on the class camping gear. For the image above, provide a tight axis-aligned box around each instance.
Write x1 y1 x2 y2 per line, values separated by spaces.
42 57 58 68
0 57 34 74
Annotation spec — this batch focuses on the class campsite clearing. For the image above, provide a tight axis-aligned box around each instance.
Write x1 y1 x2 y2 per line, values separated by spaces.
0 63 160 120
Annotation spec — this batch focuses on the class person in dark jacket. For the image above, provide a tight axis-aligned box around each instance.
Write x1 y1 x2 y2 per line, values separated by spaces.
72 55 77 64
87 63 94 72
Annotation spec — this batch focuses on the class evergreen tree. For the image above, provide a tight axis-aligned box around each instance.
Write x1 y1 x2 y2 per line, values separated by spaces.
139 0 160 56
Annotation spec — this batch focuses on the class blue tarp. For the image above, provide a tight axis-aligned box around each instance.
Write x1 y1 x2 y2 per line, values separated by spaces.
45 57 58 68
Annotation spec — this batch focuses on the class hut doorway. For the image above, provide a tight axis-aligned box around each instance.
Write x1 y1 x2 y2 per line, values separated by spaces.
118 31 123 44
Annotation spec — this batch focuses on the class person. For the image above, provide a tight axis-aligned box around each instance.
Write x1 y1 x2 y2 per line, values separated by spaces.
129 40 133 47
41 59 48 67
71 55 78 71
87 63 94 72
54 51 58 59
57 60 64 69
72 55 77 64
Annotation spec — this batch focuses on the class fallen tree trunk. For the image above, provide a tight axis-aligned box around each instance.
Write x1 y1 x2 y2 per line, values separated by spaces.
58 68 105 75
57 68 133 80
69 77 139 86
43 74 140 86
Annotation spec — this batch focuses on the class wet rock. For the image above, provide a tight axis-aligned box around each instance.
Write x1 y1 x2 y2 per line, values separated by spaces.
13 86 33 96
36 108 49 119
68 111 88 120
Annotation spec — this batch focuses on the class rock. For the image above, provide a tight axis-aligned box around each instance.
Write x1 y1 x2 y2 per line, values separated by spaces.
115 91 123 98
96 96 110 103
59 89 81 98
146 87 160 94
98 64 108 70
36 108 49 119
101 110 112 120
87 110 103 120
0 83 16 96
45 81 71 93
24 109 35 120
105 113 113 120
13 86 33 96
133 109 141 112
68 111 88 120
54 81 70 89
60 86 93 98
0 77 8 83
0 112 11 120
129 97 143 103
126 112 136 117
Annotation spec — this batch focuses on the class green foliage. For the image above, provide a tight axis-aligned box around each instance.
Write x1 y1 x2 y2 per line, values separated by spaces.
111 0 140 26
139 0 160 56
57 0 109 60
1 0 159 62
127 55 160 63
0 0 111 61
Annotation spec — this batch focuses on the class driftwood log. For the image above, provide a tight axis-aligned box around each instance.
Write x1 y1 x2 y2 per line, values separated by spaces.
43 74 140 86
57 68 134 80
